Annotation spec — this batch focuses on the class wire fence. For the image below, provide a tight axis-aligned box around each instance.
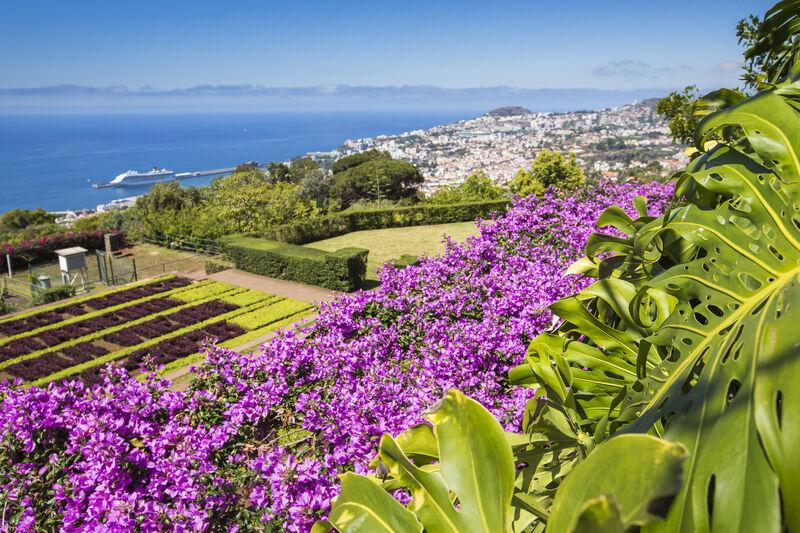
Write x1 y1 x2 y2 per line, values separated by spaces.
1 234 226 314
143 233 225 256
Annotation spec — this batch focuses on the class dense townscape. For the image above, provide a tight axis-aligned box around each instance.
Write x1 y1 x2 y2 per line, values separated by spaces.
332 100 685 191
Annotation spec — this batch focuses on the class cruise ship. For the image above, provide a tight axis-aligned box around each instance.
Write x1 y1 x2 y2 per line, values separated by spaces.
93 167 176 188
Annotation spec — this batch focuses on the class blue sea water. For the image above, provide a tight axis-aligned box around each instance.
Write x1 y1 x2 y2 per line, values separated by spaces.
0 111 474 213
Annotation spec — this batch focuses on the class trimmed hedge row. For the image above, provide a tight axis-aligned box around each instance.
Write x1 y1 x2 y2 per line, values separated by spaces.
256 199 510 245
204 260 233 275
221 236 368 292
392 254 421 269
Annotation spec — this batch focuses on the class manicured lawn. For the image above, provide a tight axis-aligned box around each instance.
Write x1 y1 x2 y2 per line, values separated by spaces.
305 222 479 280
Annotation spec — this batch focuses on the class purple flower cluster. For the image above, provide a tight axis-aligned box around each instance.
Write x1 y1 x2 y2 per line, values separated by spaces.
0 181 672 531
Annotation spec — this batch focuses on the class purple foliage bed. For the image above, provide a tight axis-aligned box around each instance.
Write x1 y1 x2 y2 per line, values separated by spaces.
0 182 673 531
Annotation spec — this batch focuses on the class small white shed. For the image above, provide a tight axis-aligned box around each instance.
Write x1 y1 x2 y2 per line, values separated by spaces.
55 247 89 288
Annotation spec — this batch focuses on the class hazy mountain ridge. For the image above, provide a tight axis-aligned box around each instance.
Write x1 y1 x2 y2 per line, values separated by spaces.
0 84 670 112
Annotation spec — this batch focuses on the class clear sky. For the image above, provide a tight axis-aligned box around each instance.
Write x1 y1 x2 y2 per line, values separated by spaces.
0 0 776 90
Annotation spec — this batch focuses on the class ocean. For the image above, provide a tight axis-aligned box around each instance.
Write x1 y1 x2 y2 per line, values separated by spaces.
0 110 474 213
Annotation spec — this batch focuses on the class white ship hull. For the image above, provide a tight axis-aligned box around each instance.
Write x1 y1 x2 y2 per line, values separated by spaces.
93 168 176 188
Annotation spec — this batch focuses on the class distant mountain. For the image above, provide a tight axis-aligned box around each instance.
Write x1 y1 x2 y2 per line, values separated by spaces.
0 84 672 113
486 106 532 117
640 97 661 109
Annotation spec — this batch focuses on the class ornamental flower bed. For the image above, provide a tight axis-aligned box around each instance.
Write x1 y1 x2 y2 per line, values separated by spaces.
0 276 190 337
0 182 673 531
4 344 111 381
2 300 241 382
0 297 183 361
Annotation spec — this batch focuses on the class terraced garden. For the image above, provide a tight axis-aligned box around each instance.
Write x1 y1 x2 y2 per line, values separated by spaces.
0 275 313 386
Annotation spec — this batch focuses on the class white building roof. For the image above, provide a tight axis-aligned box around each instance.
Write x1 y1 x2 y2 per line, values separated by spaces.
55 247 88 257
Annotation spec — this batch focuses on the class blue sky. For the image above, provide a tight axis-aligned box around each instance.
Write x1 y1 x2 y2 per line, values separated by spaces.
0 0 775 90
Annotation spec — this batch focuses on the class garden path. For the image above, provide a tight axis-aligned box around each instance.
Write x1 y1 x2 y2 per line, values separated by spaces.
208 269 339 306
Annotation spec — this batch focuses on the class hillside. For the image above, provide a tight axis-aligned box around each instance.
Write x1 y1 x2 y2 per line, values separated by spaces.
485 105 532 117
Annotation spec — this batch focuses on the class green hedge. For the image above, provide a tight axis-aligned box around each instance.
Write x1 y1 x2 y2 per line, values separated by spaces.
204 259 233 275
392 254 420 269
32 285 77 305
256 199 510 245
221 236 368 292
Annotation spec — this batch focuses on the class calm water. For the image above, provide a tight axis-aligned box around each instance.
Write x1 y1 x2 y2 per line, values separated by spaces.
0 111 474 213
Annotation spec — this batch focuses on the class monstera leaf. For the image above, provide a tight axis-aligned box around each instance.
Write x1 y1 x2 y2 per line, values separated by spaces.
604 79 800 532
510 64 800 531
547 434 688 533
316 389 516 533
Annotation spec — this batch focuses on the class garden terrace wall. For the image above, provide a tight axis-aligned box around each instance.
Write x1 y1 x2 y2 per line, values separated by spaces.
256 199 511 245
221 236 368 291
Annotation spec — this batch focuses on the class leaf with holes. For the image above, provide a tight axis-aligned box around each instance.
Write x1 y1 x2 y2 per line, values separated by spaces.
611 79 800 531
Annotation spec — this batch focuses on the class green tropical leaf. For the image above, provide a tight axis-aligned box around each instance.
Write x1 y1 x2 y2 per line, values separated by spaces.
320 389 516 533
546 435 688 533
317 473 422 533
610 83 800 531
513 65 800 532
572 496 626 533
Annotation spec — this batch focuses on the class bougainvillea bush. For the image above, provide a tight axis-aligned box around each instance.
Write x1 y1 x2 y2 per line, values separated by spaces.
0 181 671 531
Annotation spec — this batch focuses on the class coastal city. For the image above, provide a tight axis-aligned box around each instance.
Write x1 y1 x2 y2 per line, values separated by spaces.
328 99 686 192
57 99 684 224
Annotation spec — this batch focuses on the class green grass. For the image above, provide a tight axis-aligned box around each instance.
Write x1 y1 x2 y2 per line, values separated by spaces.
304 222 479 280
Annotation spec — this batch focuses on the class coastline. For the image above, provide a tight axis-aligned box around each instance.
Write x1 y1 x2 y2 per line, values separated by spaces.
0 110 475 214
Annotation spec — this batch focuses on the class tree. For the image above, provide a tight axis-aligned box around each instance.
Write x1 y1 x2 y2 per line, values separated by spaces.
266 162 291 183
509 167 544 197
0 208 55 231
127 181 205 237
331 149 391 174
738 1 800 90
298 168 331 207
330 159 423 208
233 162 258 174
655 85 699 145
427 171 507 204
71 211 126 232
510 149 585 196
208 171 316 234
288 156 320 184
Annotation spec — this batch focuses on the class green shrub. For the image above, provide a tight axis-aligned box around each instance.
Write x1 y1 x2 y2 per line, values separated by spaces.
204 260 233 275
257 199 510 245
32 285 76 305
392 254 420 269
221 236 368 291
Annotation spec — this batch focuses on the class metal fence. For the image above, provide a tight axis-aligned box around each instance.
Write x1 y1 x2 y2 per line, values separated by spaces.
2 276 34 308
143 233 224 256
1 234 226 314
